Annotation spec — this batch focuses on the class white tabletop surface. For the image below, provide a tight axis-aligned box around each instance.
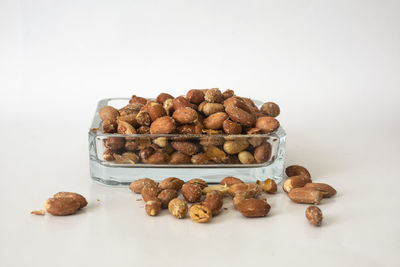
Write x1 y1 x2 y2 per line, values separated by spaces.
1 0 399 266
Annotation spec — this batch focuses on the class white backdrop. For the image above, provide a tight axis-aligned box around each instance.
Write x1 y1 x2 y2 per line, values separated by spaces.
1 1 399 266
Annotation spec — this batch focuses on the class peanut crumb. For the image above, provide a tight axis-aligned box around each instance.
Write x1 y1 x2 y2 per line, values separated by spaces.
31 210 45 216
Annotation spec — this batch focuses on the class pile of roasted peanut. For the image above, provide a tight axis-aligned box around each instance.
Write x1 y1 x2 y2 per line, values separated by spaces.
130 165 336 226
98 88 280 165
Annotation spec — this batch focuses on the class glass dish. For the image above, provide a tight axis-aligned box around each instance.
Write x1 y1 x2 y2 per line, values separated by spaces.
89 98 286 186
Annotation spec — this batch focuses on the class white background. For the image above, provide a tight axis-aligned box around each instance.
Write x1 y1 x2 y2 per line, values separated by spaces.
1 0 399 266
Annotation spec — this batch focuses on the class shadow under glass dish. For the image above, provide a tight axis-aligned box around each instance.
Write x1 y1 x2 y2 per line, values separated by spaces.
89 98 286 186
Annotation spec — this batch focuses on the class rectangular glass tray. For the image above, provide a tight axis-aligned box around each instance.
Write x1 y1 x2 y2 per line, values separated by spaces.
89 98 286 186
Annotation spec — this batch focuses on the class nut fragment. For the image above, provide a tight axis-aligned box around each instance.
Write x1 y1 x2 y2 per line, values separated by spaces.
145 200 161 216
31 210 45 216
262 179 277 194
285 165 311 179
237 198 270 218
283 175 312 193
168 198 188 219
202 184 229 196
129 178 157 193
44 198 81 216
159 177 184 190
54 192 88 208
304 183 336 198
157 189 179 208
305 206 323 226
220 177 244 186
153 137 168 148
190 204 212 223
181 183 202 203
288 188 323 204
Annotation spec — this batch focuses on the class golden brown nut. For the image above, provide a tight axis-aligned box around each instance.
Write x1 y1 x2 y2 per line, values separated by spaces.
99 106 120 122
191 153 211 164
304 183 336 198
156 93 174 104
262 179 277 194
223 140 249 154
255 116 280 133
202 103 225 116
186 178 208 189
150 116 176 134
145 200 161 216
145 102 167 121
283 175 312 193
129 95 147 105
260 102 280 117
254 143 271 163
237 198 270 218
173 96 194 110
222 89 234 99
202 190 223 215
186 89 205 104
44 198 81 216
220 177 244 186
306 206 323 226
223 119 242 134
288 188 323 204
102 119 118 133
168 198 188 219
181 183 202 203
204 88 224 103
172 107 198 124
129 178 157 193
159 177 184 190
104 137 125 150
171 141 199 156
157 189 179 208
136 110 152 126
169 151 192 164
225 106 256 127
113 152 139 164
190 204 212 223
141 184 160 202
285 165 311 179
54 192 88 208
203 112 229 130
238 151 255 164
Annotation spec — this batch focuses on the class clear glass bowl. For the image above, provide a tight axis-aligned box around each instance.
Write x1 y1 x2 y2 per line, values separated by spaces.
89 98 286 186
